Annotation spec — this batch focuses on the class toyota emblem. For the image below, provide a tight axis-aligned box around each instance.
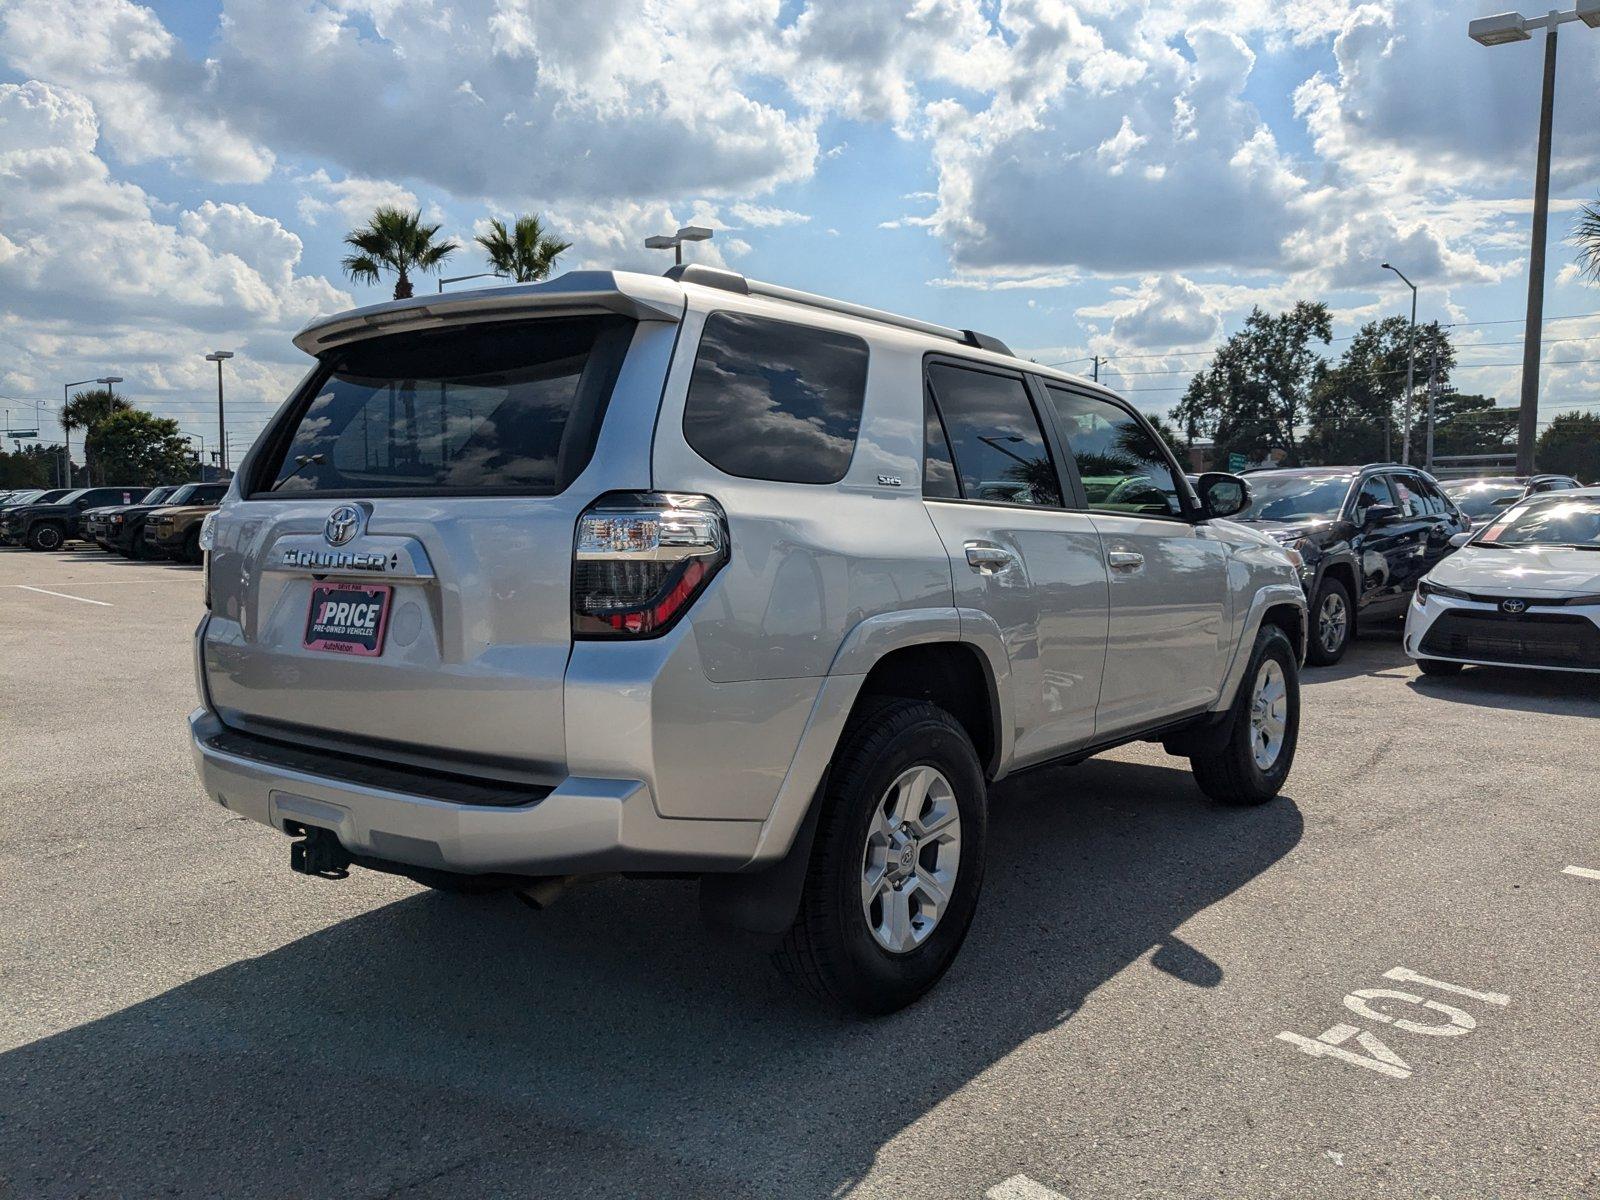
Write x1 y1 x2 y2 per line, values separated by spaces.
1500 598 1526 615
324 505 361 546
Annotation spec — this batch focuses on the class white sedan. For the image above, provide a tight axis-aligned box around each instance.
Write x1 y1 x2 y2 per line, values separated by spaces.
1405 487 1600 676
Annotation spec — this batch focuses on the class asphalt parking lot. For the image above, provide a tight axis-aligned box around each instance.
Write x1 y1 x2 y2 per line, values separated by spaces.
2 546 1597 1200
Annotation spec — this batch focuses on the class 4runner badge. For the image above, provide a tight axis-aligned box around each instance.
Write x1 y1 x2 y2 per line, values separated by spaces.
324 505 361 546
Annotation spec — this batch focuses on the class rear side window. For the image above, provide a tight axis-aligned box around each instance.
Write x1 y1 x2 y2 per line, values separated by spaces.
254 315 636 496
682 312 868 484
925 363 1062 507
922 391 960 499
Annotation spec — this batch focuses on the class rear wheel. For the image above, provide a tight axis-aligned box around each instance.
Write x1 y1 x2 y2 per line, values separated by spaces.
1190 625 1299 805
25 523 64 552
1417 658 1464 677
1306 577 1352 666
776 699 987 1015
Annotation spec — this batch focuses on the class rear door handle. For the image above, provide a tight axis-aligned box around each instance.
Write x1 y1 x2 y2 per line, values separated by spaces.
964 542 1017 573
1107 550 1145 572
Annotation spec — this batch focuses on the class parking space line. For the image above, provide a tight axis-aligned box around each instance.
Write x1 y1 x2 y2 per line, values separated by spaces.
986 1176 1071 1200
10 585 112 606
1562 865 1600 881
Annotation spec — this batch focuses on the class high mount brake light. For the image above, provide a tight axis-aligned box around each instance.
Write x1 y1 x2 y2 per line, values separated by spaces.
572 493 728 637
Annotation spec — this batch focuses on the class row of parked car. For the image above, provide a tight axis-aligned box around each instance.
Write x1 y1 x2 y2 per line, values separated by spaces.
0 482 228 560
1222 466 1587 667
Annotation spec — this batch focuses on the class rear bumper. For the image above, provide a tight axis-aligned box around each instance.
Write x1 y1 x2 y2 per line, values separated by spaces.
189 707 762 874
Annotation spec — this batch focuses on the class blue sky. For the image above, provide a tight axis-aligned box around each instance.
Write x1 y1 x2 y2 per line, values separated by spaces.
2 0 1598 463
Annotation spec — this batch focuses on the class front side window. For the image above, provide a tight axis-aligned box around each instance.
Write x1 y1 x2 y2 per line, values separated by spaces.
257 315 635 496
1046 389 1182 518
1353 476 1394 515
925 364 1062 507
682 312 868 484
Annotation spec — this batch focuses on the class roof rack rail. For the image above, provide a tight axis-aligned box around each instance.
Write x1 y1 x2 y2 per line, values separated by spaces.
665 263 1013 358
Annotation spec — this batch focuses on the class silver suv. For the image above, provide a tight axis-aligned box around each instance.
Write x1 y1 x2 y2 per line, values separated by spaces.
189 266 1306 1013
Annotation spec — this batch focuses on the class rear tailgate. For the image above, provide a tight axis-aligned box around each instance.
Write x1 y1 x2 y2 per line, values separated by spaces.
203 284 683 781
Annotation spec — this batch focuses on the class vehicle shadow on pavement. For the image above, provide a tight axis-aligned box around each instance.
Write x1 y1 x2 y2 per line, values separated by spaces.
1301 625 1413 685
0 760 1302 1199
1407 665 1600 715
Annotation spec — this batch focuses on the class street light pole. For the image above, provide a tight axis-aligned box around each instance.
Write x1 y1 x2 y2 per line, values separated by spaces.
205 352 234 472
1380 263 1418 464
62 374 121 488
644 226 714 268
1468 1 1600 474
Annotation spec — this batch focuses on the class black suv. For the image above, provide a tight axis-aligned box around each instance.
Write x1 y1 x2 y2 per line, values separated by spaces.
0 485 146 551
1231 464 1469 665
85 485 181 557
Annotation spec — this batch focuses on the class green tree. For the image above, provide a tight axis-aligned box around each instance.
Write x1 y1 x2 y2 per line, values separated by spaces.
0 443 62 489
1172 302 1332 467
1303 317 1454 465
61 387 132 484
1536 411 1600 481
1575 197 1600 283
1426 392 1517 459
475 214 571 283
342 206 457 299
85 409 196 486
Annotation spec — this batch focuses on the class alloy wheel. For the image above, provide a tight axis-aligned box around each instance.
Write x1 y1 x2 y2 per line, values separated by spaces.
860 765 962 954
1248 658 1289 770
1318 591 1348 655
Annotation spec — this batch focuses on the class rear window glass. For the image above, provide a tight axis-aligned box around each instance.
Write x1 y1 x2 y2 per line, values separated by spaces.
254 316 636 496
682 311 868 484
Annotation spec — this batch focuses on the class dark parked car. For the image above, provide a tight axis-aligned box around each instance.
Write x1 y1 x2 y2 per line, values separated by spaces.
84 486 182 556
0 488 68 517
142 483 229 562
1229 464 1470 665
1441 474 1582 524
0 485 145 551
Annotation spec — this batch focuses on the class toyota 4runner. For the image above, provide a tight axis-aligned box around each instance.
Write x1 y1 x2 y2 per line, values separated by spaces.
189 267 1306 1013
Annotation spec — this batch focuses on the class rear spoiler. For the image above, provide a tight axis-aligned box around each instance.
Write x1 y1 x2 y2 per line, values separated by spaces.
292 270 686 356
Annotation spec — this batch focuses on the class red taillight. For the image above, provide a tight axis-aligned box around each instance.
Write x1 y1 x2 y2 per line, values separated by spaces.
572 493 728 638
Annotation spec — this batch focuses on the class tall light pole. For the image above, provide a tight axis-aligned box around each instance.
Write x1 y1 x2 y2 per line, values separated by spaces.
1380 263 1418 464
644 225 713 266
1469 1 1600 474
62 374 121 487
438 271 506 292
205 351 234 472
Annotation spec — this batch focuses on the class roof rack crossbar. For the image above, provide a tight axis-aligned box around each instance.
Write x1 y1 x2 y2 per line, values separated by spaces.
667 264 1013 358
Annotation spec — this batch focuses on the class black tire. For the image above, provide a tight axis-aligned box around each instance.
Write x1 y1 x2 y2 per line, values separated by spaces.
25 523 64 552
1305 576 1353 666
181 528 202 564
776 699 987 1015
127 530 150 560
1417 658 1464 677
1190 625 1299 806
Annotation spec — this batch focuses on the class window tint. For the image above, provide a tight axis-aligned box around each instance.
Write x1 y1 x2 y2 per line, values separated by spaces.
1353 475 1394 513
258 316 635 496
1409 474 1447 516
922 391 960 499
682 312 868 484
925 364 1062 507
1046 389 1183 517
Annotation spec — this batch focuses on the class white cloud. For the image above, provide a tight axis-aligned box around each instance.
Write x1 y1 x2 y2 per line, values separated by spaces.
1077 274 1223 349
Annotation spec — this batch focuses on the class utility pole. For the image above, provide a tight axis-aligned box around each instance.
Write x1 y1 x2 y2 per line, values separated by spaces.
205 352 234 471
1091 355 1101 382
1425 344 1441 471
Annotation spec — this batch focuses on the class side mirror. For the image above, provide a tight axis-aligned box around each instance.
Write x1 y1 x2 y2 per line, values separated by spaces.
1195 471 1249 520
1363 503 1400 527
1448 531 1472 549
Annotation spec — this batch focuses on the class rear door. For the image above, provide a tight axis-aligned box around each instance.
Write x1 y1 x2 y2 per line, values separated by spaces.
203 313 654 781
1041 386 1232 732
921 360 1109 764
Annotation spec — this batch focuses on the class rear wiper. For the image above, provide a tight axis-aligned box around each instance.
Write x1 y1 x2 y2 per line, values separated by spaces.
270 453 325 491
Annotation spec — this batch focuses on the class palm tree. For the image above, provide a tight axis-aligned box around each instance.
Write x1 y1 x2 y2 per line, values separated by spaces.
341 207 457 299
475 214 572 283
62 387 130 484
1576 198 1600 283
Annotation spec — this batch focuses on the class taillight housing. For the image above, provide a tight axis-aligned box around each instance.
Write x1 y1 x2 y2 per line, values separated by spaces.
573 492 728 637
199 512 217 610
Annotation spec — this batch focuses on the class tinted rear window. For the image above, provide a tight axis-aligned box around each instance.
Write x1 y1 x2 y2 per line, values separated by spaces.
682 311 868 484
254 316 636 496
